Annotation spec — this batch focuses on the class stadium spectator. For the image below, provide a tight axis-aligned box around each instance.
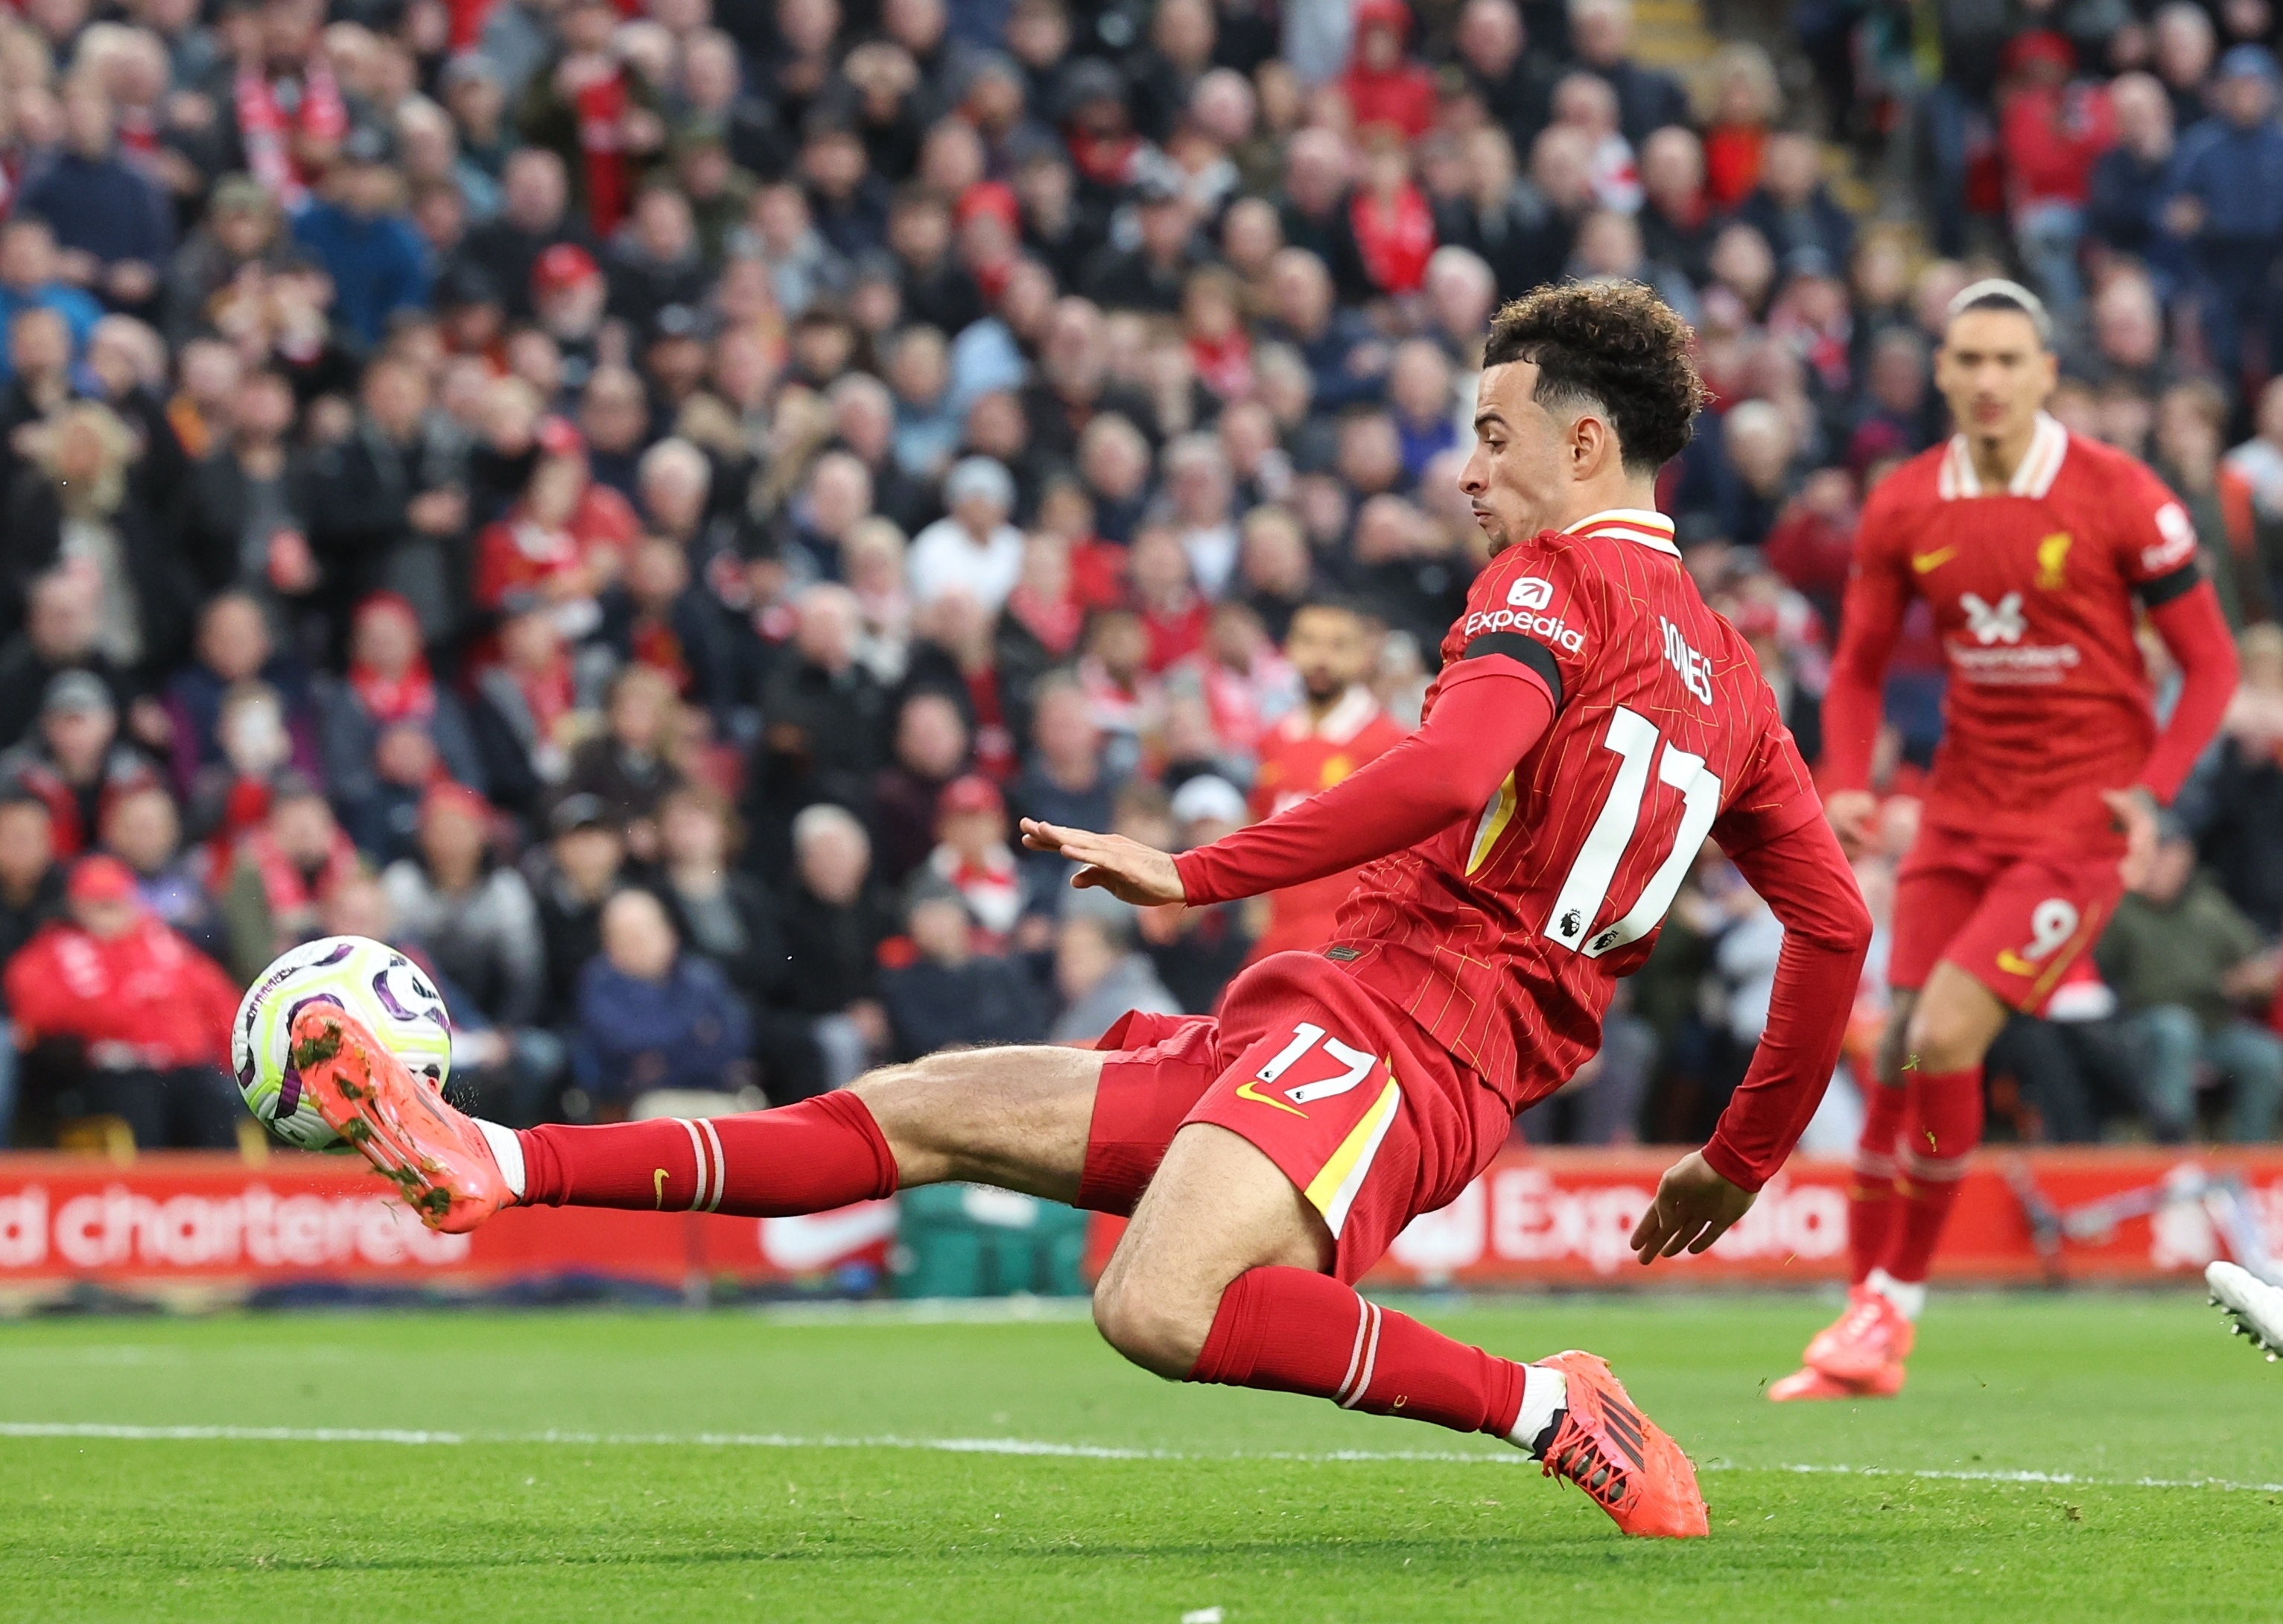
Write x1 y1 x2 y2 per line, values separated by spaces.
101 783 225 964
0 573 133 753
650 782 784 1018
2100 819 2283 1142
910 457 1023 609
317 592 487 860
381 781 544 1032
305 356 469 643
2086 73 2185 294
0 672 166 860
0 219 103 381
769 802 895 1097
217 773 353 983
2188 625 2283 933
4 399 193 678
0 795 63 1142
926 763 1033 926
870 688 971 886
1050 912 1180 1043
16 77 173 318
571 886 751 1112
880 879 1047 1059
2169 44 2283 378
290 125 433 347
161 591 317 801
4 853 241 1149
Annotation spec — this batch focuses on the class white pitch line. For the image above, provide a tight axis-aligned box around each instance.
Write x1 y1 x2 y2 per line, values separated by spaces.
1 1424 2276 1493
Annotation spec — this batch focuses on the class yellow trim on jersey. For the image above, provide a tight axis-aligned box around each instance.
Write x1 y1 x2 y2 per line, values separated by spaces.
1304 1074 1403 1237
1465 770 1519 875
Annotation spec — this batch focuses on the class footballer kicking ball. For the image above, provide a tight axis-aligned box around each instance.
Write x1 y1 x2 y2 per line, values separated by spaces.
233 936 454 1151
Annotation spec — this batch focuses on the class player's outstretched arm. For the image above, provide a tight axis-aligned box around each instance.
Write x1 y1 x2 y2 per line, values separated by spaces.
1160 665 1557 907
1631 810 1873 1265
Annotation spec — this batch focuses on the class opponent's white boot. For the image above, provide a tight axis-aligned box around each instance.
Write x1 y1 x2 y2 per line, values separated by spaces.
2207 1261 2283 1362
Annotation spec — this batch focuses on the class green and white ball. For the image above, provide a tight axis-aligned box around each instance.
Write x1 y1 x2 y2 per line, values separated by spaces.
233 936 454 1150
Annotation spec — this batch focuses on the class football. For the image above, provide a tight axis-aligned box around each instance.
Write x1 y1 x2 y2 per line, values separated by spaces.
232 936 455 1151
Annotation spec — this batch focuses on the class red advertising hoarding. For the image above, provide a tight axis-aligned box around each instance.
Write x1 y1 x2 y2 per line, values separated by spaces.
0 1154 898 1299
0 1146 2273 1301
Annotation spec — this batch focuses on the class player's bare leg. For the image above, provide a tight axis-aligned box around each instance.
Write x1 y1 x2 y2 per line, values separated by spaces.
294 1003 1108 1232
1094 1123 1708 1538
1777 965 2006 1401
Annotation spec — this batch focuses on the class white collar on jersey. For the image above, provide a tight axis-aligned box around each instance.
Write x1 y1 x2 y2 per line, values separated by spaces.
1304 684 1381 745
1937 410 2068 501
1563 508 1681 556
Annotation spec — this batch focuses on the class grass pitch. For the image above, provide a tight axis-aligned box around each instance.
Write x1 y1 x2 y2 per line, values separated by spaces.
1 1292 2277 1621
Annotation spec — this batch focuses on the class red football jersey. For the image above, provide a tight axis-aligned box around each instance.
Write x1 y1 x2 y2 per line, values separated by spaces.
1835 413 2201 849
1247 685 1408 962
1329 509 1820 1107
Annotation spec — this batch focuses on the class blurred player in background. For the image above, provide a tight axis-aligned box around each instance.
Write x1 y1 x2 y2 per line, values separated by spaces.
1778 281 2240 1401
293 284 1871 1541
1242 598 1406 962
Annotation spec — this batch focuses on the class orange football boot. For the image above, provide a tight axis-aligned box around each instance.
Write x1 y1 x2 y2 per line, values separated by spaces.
1801 1285 1916 1386
1767 1362 1906 1403
291 1006 512 1234
1535 1351 1709 1538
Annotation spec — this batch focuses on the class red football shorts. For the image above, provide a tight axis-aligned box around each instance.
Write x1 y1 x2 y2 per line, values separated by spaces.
1887 822 2123 1012
1079 951 1511 1283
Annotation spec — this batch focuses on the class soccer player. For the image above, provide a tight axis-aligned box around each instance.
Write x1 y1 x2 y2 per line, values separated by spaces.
1774 279 2240 1402
1242 597 1407 961
2208 1261 2283 1360
293 282 1872 1541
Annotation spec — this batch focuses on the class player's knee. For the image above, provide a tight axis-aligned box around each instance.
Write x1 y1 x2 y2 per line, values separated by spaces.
1903 999 1994 1075
1091 1266 1212 1380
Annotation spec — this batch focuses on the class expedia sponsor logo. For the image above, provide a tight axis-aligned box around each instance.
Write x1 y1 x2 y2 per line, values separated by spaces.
1507 576 1555 609
1463 607 1586 653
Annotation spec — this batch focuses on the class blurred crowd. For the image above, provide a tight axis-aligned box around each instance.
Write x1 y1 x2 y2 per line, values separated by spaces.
0 0 2279 1151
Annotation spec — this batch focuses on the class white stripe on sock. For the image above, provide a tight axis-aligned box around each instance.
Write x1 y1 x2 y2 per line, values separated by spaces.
1340 1304 1384 1409
1335 1295 1372 1403
676 1120 710 1212
695 1118 726 1212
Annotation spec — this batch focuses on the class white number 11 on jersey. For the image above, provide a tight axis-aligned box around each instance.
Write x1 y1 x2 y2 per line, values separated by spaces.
1544 706 1724 958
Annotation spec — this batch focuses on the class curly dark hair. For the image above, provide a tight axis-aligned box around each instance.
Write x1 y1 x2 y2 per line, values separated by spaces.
1481 281 1707 474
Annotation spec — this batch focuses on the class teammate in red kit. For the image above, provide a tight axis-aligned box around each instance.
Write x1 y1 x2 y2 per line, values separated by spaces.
1243 598 1407 961
1774 280 2241 1402
290 284 1870 1541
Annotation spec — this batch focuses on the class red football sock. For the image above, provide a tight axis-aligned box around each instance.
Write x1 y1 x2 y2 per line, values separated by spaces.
1188 1266 1528 1439
1847 1079 1909 1285
517 1092 899 1214
1885 1065 1984 1283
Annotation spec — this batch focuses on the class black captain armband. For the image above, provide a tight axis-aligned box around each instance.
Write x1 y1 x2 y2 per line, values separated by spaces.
2137 560 2203 609
1461 632 1563 708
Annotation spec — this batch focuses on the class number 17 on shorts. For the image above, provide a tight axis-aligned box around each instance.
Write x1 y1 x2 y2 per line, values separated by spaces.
1216 1021 1405 1241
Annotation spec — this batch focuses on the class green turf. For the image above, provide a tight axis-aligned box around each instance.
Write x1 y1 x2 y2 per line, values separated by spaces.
1 1292 2277 1621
